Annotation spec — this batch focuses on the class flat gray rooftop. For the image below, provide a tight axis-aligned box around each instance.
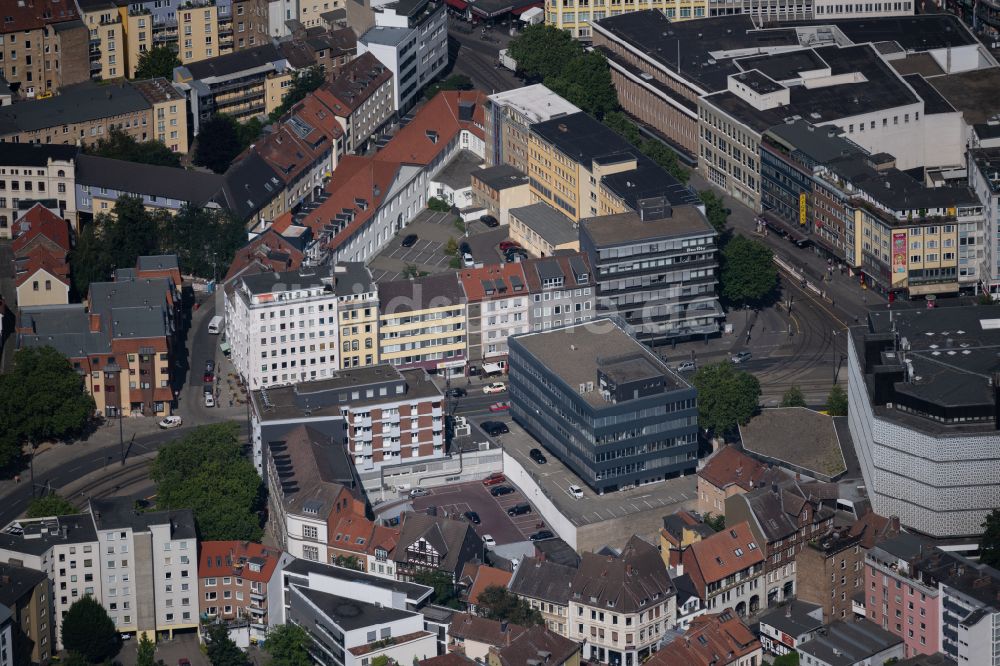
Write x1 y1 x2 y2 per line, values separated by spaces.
581 206 713 246
739 407 848 480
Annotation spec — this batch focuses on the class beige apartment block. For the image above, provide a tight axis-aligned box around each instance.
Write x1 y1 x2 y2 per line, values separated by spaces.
178 4 220 65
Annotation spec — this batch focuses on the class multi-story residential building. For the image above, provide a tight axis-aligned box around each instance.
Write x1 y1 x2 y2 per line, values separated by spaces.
231 0 270 51
0 515 99 651
0 0 89 99
968 148 1000 297
377 273 467 376
298 90 486 264
75 155 222 218
251 365 445 473
17 256 181 417
725 480 836 606
528 111 700 223
458 263 530 370
484 85 581 172
581 202 722 344
325 513 399 577
696 446 775 519
546 0 707 39
0 78 188 152
0 144 77 236
392 513 481 583
0 562 52 665
12 204 72 308
260 422 366 558
507 203 578 258
222 227 307 286
197 541 290 641
863 533 941 658
315 52 394 153
88 498 198 640
569 536 675 665
488 625 581 666
796 620 904 666
756 599 824 656
508 556 576 636
679 521 765 617
847 305 1000 538
356 0 446 112
647 611 761 666
471 166 532 228
280 558 441 666
450 613 528 661
225 266 343 389
332 262 379 369
173 44 292 134
521 253 595 332
796 529 865 623
508 318 699 492
659 510 715 569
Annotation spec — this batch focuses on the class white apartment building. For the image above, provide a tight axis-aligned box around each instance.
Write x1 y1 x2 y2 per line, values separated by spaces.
0 515 100 650
0 144 79 236
569 537 676 666
0 499 198 647
357 0 447 112
226 267 343 389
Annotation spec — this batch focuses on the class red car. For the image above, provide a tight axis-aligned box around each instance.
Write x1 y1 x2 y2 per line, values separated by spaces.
499 240 522 252
483 472 506 486
489 401 510 412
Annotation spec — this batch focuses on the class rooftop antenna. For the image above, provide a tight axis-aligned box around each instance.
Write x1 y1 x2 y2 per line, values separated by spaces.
677 40 681 75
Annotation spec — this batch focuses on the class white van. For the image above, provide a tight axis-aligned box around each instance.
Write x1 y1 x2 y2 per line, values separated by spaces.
207 315 223 335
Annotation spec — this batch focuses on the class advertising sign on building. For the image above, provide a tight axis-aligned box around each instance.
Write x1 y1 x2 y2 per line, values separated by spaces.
799 193 807 226
892 233 907 274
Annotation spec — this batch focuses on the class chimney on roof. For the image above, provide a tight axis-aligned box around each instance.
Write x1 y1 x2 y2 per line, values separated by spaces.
89 313 101 332
772 483 779 495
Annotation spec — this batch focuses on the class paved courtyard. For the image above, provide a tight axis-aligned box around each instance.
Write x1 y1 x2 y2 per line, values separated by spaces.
410 480 543 546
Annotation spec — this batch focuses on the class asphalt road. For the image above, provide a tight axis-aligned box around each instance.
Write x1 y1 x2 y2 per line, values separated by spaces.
446 18 521 94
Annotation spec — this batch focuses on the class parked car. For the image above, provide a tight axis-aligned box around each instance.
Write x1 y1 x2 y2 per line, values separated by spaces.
483 472 506 486
568 484 584 499
204 393 215 408
504 247 528 260
178 660 192 666
462 252 475 267
464 511 481 525
446 387 467 398
731 351 753 364
490 485 515 497
507 503 532 516
676 361 696 373
482 534 497 548
498 240 522 252
409 487 431 498
158 415 183 429
794 238 814 249
460 241 472 255
205 359 215 373
482 421 510 436
203 369 214 383
529 448 547 464
529 530 555 541
489 401 510 412
480 215 500 228
401 234 419 247
483 382 506 394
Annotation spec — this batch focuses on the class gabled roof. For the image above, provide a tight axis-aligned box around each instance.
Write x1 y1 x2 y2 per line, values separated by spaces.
571 536 674 614
661 510 716 548
223 229 306 284
458 262 528 302
394 513 475 573
683 522 763 589
76 154 224 204
449 613 528 645
15 250 70 288
509 556 576 606
492 625 579 666
377 271 466 315
11 204 71 255
648 611 760 666
265 423 361 518
1 0 80 34
377 90 487 166
214 150 284 222
468 565 512 606
316 52 392 114
697 446 776 493
739 480 835 542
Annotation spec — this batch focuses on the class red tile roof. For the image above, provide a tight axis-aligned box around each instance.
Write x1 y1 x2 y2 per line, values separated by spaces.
2 0 79 33
682 521 763 594
648 611 761 666
223 229 305 284
197 541 283 583
14 249 70 288
12 204 71 256
698 446 772 493
377 90 487 167
457 262 528 302
468 565 512 606
298 155 401 252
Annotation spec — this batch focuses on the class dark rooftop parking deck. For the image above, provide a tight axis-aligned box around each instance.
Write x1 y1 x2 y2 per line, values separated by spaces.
408 480 540 546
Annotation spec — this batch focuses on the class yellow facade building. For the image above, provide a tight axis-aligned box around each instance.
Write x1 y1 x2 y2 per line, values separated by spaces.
178 4 220 65
546 0 707 39
82 4 125 80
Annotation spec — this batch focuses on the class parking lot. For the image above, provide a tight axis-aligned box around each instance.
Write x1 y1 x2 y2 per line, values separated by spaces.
367 209 516 282
409 480 546 546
